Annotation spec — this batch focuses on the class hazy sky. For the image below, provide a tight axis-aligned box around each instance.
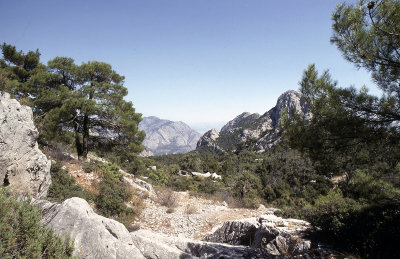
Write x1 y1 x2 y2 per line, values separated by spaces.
1 0 380 133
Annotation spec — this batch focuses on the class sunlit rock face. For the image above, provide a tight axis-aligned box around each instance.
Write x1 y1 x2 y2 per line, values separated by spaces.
0 92 51 198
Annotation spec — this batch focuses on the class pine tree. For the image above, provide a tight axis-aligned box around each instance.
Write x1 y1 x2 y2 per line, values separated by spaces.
0 43 46 104
42 59 145 159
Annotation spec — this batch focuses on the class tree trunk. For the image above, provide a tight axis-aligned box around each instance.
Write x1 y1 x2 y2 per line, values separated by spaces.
82 114 89 159
74 121 83 159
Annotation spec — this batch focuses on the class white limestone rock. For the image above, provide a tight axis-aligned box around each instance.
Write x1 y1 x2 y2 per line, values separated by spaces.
36 197 145 259
0 92 51 198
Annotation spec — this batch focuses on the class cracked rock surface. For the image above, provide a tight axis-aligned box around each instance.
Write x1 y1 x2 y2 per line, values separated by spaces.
0 92 51 198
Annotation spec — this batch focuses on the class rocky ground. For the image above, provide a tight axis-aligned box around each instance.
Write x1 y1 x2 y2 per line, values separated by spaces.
61 157 274 240
138 191 275 240
58 156 345 258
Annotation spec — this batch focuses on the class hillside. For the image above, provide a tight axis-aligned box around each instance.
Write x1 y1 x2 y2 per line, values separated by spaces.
197 90 311 152
139 116 202 156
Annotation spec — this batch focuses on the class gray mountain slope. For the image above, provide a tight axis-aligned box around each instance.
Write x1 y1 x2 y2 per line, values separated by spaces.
197 90 311 152
139 116 202 155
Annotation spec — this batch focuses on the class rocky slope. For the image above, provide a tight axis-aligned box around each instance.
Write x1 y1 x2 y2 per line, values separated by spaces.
35 189 340 258
0 92 51 198
197 90 311 152
139 116 201 156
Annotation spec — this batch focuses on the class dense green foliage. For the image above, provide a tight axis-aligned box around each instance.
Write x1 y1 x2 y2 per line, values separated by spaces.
279 1 400 257
0 188 74 259
146 146 331 209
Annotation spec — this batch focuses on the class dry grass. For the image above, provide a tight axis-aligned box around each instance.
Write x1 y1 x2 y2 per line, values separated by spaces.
184 204 198 214
155 187 178 209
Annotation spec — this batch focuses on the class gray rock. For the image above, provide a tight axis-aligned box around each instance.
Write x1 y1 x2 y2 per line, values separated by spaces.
196 128 223 152
139 116 202 155
204 214 314 257
0 92 51 198
197 90 311 152
204 218 259 245
35 197 145 259
35 197 268 259
34 196 335 259
131 229 269 259
220 112 260 134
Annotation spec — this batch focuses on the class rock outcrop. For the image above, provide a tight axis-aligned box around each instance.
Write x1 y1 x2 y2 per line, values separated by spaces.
204 213 322 258
35 197 339 259
139 116 202 155
131 229 271 259
36 197 146 259
35 197 269 259
0 92 51 198
195 128 223 152
220 112 260 134
196 90 311 152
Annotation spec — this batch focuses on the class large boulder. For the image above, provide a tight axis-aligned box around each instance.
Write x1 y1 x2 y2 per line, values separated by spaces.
204 213 313 257
36 197 146 259
204 218 259 245
0 92 51 198
131 229 269 259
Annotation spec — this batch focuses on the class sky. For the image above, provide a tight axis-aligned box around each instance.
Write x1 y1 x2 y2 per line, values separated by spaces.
0 0 380 133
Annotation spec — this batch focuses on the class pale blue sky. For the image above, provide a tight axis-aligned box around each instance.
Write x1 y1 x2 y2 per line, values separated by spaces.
0 0 379 133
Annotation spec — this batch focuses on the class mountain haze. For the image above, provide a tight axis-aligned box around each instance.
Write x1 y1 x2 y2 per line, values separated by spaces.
139 116 202 155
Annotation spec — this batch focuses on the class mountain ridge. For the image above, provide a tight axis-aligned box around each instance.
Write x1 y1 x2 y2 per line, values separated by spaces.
197 90 311 152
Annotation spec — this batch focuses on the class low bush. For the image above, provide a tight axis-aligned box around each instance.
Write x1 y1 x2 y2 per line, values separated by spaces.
305 188 400 258
94 163 142 226
0 187 74 258
47 161 94 202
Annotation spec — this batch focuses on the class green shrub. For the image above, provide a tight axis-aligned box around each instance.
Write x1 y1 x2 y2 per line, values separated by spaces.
82 162 97 174
148 169 169 185
306 188 400 258
94 165 141 226
307 189 363 238
47 161 94 202
99 163 123 182
0 188 74 258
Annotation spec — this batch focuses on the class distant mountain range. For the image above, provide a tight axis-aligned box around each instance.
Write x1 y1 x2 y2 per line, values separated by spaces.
196 90 311 153
139 116 202 156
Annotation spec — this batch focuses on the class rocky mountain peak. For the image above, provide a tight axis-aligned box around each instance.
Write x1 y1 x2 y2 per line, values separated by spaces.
196 128 223 152
204 128 219 140
220 112 260 134
273 90 310 123
197 90 311 152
